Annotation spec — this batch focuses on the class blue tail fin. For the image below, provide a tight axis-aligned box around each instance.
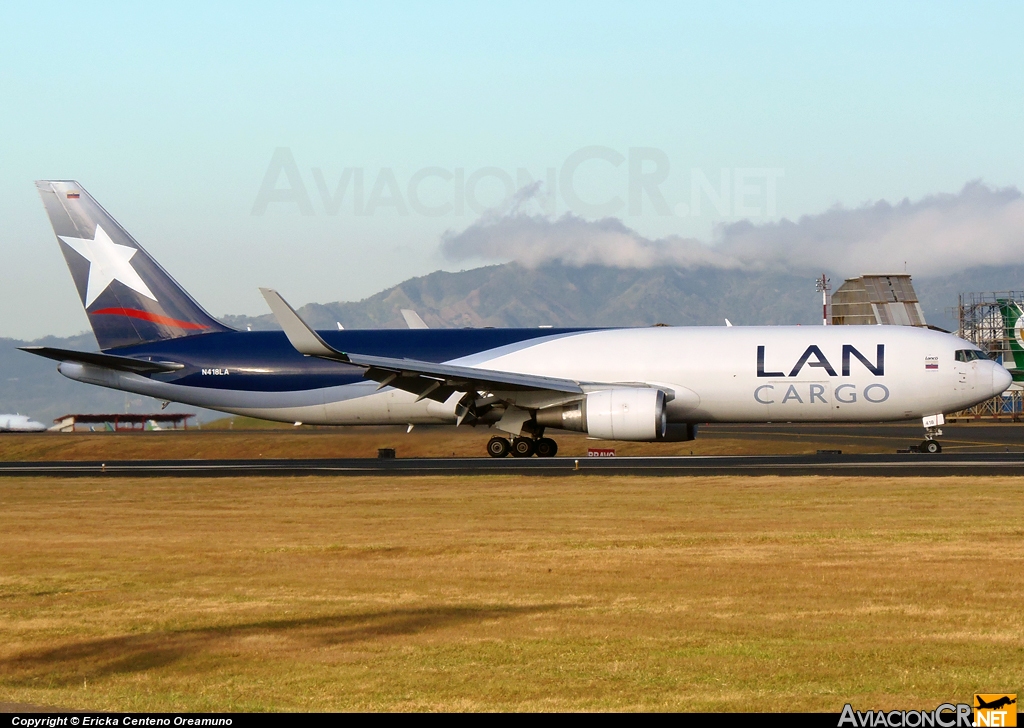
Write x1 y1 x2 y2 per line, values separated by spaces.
36 180 233 350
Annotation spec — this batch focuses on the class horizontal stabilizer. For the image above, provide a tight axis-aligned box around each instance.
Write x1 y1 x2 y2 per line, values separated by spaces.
20 346 184 374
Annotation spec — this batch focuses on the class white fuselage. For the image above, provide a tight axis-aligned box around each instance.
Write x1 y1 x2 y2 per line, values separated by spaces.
59 325 1012 435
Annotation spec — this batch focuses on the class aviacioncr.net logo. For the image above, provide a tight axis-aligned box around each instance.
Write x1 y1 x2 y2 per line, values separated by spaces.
838 703 973 727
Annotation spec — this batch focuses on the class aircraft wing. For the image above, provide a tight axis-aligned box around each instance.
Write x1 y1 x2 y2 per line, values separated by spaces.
260 288 584 402
20 346 185 374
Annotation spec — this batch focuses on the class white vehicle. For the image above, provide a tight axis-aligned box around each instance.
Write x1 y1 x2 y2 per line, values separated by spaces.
23 180 1013 456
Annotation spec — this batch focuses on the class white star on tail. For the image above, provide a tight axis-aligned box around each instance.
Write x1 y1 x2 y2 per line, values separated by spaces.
59 224 156 307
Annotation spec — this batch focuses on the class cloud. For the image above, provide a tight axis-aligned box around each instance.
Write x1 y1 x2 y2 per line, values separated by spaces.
440 181 1024 277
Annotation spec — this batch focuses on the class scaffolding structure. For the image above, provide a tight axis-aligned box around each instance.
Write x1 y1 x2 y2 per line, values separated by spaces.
953 291 1024 419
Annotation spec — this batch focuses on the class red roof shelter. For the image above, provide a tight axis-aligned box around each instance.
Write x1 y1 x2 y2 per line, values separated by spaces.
52 413 195 432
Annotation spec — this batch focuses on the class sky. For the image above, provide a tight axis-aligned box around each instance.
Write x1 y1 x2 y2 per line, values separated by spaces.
1 1 1023 339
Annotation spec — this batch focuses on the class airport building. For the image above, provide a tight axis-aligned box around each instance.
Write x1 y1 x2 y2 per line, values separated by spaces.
830 274 928 327
51 413 195 432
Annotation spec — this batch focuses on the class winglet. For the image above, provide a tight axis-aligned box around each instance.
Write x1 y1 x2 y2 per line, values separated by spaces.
259 288 348 360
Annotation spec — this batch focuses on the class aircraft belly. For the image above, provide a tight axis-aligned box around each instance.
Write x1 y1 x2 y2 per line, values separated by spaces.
58 363 347 424
322 388 452 425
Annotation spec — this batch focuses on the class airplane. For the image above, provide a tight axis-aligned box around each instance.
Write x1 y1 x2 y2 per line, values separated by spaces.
975 696 1016 711
997 298 1024 384
21 180 1013 457
401 309 429 329
0 414 48 432
338 308 427 330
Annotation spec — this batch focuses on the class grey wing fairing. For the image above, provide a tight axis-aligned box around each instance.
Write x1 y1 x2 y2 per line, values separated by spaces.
258 288 585 404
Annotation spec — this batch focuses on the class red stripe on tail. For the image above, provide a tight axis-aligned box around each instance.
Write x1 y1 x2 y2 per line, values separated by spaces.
90 308 210 331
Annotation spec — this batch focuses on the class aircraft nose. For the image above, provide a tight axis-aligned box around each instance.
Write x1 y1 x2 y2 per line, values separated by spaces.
992 362 1013 395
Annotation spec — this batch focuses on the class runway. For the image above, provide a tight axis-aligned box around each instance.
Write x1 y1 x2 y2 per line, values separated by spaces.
4 452 1024 477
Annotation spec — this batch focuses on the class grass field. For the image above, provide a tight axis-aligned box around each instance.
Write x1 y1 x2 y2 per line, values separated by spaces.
1 474 1022 711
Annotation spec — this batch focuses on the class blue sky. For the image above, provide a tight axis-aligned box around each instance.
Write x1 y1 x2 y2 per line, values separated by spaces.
1 2 1022 338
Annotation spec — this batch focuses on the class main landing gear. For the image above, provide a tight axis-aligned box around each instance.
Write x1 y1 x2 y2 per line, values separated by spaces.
487 436 558 458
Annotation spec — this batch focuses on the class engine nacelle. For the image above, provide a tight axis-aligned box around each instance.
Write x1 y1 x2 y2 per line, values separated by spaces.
536 388 667 441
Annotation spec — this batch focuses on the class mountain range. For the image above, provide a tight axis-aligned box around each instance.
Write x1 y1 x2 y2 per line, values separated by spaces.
222 261 1024 332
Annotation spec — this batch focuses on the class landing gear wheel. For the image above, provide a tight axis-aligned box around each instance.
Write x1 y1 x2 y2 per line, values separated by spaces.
921 440 941 454
535 437 558 458
511 437 537 458
487 436 510 458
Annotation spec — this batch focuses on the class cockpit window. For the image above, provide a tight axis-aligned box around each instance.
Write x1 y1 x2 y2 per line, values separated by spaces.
955 349 989 362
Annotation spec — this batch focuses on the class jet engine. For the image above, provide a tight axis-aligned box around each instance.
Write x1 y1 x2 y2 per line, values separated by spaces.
535 388 667 441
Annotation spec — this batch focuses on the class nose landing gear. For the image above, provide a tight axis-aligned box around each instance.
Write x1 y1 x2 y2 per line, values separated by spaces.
919 413 944 454
486 436 559 458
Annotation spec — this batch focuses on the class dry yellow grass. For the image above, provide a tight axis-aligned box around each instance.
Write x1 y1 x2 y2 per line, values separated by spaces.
0 474 1022 711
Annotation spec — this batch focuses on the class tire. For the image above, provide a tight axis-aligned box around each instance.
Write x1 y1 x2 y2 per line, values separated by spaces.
922 440 941 454
487 436 510 458
535 437 558 458
511 437 536 457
